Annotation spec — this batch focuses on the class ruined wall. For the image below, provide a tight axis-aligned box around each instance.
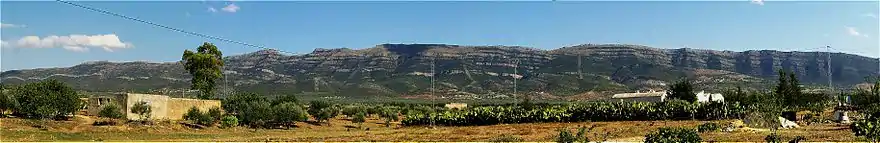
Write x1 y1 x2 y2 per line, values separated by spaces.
166 98 222 120
83 94 127 117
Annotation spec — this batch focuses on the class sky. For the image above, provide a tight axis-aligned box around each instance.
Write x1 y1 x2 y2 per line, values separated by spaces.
1 0 878 71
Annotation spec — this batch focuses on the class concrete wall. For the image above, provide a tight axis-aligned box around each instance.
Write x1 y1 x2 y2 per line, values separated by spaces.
81 93 222 121
124 93 171 120
166 98 222 120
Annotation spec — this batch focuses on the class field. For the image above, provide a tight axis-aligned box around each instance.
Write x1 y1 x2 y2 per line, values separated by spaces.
0 115 860 142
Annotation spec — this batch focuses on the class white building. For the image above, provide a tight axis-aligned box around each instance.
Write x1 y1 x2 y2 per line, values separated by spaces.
696 91 724 103
611 90 666 102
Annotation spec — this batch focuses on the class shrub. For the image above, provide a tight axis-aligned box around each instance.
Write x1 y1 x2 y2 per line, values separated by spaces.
183 107 214 126
352 112 366 128
308 100 334 117
222 92 268 116
220 115 239 128
379 107 399 127
272 94 300 105
697 122 720 133
273 102 308 127
208 107 222 121
0 86 18 115
765 131 781 143
10 79 83 120
556 126 592 143
239 101 274 128
667 78 697 102
343 105 367 117
644 127 701 143
489 134 524 142
130 101 152 121
98 104 124 119
851 119 880 142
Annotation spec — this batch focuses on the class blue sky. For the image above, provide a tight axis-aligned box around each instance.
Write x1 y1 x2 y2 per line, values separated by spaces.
1 0 878 71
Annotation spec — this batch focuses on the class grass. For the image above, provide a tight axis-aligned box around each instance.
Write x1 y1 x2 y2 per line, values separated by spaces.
0 115 860 142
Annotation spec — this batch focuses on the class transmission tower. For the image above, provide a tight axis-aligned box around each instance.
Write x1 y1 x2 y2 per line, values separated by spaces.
430 53 436 128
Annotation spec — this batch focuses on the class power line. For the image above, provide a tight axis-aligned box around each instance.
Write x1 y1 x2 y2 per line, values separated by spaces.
55 0 301 55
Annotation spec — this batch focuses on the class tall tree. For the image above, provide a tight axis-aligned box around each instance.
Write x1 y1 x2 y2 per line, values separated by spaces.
667 78 697 102
182 42 224 99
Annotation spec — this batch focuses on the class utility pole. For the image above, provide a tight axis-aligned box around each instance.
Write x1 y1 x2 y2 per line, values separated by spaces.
578 54 583 79
513 57 519 106
430 53 436 128
826 45 836 106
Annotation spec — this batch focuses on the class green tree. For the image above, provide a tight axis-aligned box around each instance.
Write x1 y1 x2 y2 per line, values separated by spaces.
220 115 239 128
379 107 399 127
11 79 83 120
222 92 267 116
98 104 124 119
0 85 18 115
272 94 300 105
309 100 338 124
273 102 308 128
130 101 152 121
667 78 697 102
352 112 366 129
182 42 224 99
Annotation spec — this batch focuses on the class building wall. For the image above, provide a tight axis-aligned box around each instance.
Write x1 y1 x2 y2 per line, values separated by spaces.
612 96 664 103
124 93 171 120
80 93 223 121
166 98 222 120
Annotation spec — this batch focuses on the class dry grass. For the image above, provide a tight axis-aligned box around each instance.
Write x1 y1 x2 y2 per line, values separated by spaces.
0 115 861 142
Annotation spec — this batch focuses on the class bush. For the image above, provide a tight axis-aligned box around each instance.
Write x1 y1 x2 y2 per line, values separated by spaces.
765 132 781 143
273 102 308 127
352 112 366 128
130 101 152 121
343 105 367 117
220 115 239 128
644 127 701 143
489 134 524 142
310 100 338 124
10 79 83 120
556 126 592 143
697 122 720 133
402 101 745 126
183 107 214 126
208 107 222 121
379 107 399 127
98 104 124 119
0 86 18 115
667 78 697 102
851 119 880 142
239 101 274 128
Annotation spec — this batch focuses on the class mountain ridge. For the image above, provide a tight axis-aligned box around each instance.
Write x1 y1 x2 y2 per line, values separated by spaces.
2 43 877 99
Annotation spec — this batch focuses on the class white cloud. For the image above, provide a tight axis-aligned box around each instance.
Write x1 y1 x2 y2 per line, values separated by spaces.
221 3 239 13
750 0 764 5
0 23 25 28
185 12 192 17
864 13 878 19
846 26 869 38
208 7 218 13
1 40 8 48
12 34 133 52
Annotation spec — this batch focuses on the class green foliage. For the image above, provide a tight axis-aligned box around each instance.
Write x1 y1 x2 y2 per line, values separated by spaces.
309 100 338 123
183 107 214 126
182 42 224 99
644 127 701 143
272 102 308 127
222 92 268 116
789 136 806 143
239 100 274 128
852 80 880 109
0 85 17 115
130 101 152 121
9 79 83 120
851 119 880 142
667 78 697 102
220 115 239 128
352 112 366 128
765 131 781 143
342 105 367 117
208 107 222 121
98 104 124 119
697 122 720 133
379 107 399 127
272 94 300 105
489 134 524 142
555 126 594 143
402 101 745 126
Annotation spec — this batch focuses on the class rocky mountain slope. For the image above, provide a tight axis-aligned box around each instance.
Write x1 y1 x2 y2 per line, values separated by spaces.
2 44 877 99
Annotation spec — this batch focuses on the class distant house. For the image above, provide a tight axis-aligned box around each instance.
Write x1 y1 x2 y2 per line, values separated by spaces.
696 91 724 103
82 93 221 120
445 103 468 110
611 90 666 102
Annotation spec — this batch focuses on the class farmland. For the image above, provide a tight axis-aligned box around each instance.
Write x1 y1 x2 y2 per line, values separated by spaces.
0 115 859 142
